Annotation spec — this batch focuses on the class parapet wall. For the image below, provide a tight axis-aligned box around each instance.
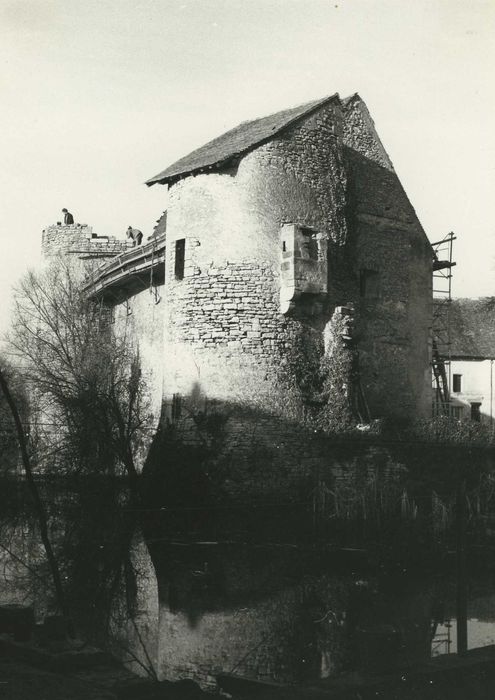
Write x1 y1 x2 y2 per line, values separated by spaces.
42 223 129 260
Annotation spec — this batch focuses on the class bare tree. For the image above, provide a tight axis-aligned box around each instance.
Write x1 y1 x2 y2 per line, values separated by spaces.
9 259 151 485
6 258 154 644
0 365 68 621
0 358 27 474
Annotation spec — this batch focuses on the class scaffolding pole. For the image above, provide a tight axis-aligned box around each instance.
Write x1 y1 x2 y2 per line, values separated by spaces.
431 232 456 416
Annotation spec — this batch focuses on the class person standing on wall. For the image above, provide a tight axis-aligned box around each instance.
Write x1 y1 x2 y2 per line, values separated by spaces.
126 226 143 246
62 208 74 225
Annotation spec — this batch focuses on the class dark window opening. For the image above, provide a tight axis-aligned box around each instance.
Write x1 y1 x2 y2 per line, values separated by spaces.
300 226 319 261
282 240 287 252
175 239 185 280
453 374 462 393
172 393 182 422
471 402 481 422
360 269 380 299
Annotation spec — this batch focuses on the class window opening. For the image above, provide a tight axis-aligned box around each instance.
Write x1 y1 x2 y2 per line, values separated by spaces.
175 239 185 280
300 226 318 261
471 402 481 422
360 269 380 299
452 374 462 393
172 393 182 422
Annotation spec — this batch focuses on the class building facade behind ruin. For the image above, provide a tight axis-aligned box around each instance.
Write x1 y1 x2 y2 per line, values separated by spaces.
447 298 495 423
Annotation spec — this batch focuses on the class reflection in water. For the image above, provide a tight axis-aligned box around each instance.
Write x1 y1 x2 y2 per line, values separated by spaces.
4 523 495 684
3 489 495 687
433 614 495 656
431 619 453 656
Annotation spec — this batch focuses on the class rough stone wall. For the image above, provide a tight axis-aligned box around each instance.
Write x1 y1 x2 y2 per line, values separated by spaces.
160 96 431 426
342 96 433 419
161 99 348 419
42 223 129 260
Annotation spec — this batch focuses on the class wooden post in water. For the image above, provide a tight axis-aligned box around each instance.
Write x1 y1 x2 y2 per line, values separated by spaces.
456 475 468 656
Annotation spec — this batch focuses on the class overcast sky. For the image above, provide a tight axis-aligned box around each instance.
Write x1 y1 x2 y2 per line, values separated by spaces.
1 0 494 332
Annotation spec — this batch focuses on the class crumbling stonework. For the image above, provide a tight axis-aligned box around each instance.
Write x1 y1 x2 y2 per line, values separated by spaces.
158 95 431 426
78 94 431 428
42 223 129 260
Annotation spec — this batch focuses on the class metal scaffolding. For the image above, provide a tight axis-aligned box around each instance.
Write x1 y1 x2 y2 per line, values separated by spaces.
431 232 456 416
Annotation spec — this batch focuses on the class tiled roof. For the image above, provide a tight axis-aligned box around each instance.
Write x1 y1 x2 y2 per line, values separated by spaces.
146 94 340 186
449 298 495 359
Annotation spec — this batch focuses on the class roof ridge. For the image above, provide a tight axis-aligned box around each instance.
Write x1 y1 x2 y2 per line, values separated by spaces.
341 92 360 105
265 92 340 131
258 93 339 125
146 93 341 187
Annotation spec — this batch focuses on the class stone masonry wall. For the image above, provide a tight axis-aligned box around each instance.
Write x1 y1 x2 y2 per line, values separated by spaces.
161 99 348 417
42 223 129 260
343 96 433 419
160 96 431 423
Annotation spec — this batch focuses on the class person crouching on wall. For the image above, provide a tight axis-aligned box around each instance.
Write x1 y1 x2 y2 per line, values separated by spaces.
126 226 143 246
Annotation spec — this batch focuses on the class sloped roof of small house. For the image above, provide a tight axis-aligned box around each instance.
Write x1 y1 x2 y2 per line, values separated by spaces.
449 298 495 359
146 93 340 186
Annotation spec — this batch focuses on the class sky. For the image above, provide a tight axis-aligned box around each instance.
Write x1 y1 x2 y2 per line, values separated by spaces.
1 0 494 332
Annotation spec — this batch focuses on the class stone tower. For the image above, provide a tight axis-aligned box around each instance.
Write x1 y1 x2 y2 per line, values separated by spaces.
144 93 432 425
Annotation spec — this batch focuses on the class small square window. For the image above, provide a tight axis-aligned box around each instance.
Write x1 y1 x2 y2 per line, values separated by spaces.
453 374 462 393
175 239 185 280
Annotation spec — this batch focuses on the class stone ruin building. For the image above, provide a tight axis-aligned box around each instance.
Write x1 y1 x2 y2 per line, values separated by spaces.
44 92 433 429
40 93 435 687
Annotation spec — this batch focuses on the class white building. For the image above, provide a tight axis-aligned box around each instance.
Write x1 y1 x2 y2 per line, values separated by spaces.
448 298 495 425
